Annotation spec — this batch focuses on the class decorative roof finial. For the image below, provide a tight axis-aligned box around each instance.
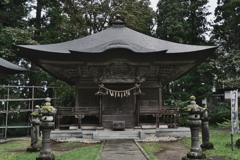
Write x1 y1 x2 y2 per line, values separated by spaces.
112 14 126 26
116 14 121 20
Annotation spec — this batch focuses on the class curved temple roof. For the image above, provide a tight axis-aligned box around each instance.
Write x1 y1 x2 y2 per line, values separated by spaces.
17 22 217 85
0 58 27 78
18 25 216 54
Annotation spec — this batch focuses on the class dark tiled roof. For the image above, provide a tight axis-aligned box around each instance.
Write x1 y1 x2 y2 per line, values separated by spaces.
18 25 216 54
0 58 27 73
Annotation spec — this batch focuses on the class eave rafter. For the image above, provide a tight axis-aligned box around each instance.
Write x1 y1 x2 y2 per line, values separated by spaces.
39 58 196 85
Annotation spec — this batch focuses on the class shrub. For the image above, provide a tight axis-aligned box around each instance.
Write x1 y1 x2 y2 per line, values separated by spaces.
209 102 231 125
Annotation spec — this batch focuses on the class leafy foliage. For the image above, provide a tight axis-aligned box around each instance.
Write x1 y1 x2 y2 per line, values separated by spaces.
208 102 231 124
156 0 214 104
60 0 154 36
211 0 240 89
156 0 187 43
156 0 210 44
216 118 232 129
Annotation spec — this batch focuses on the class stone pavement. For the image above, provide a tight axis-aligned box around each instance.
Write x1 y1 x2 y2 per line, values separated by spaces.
99 139 149 160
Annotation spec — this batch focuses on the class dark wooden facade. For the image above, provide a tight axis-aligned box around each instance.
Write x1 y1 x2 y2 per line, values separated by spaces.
18 19 216 130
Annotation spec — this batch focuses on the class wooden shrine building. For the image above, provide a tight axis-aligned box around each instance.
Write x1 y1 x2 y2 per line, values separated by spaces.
17 18 216 130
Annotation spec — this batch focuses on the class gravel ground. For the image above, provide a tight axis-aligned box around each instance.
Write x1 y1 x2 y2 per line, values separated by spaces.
51 137 101 143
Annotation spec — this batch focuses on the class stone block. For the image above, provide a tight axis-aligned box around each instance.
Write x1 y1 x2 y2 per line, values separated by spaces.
139 131 145 140
93 132 99 141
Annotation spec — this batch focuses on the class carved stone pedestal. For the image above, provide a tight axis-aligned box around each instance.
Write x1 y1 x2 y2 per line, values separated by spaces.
36 122 55 160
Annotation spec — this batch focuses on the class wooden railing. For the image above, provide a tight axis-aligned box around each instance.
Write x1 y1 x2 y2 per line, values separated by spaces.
139 105 179 113
140 105 180 128
56 106 99 115
55 105 180 129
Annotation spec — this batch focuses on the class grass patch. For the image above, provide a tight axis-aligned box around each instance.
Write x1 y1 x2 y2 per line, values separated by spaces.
139 142 161 160
0 140 30 151
56 145 101 160
0 152 39 160
181 130 240 160
56 142 83 147
0 140 102 160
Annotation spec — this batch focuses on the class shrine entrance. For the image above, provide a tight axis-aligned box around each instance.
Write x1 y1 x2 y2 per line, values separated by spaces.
99 84 138 128
102 84 135 115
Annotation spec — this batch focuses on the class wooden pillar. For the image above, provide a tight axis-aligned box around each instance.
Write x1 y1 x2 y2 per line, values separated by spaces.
75 85 80 108
136 95 140 127
156 114 159 128
99 96 102 127
75 85 80 128
158 82 163 109
157 82 163 128
77 114 81 129
56 115 62 129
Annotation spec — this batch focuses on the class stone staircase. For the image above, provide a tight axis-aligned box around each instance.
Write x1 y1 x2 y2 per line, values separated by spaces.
50 127 191 140
102 114 136 128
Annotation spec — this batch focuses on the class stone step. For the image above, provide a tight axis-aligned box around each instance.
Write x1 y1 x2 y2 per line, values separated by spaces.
96 130 142 140
155 127 190 136
51 130 82 137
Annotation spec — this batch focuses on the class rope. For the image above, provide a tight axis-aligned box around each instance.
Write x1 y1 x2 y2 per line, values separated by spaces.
98 84 141 97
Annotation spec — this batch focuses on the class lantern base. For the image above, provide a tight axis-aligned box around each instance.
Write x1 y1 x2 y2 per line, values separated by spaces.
36 153 55 160
201 142 214 150
26 145 41 152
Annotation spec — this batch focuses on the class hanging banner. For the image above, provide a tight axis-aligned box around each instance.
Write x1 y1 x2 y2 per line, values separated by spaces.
231 90 239 134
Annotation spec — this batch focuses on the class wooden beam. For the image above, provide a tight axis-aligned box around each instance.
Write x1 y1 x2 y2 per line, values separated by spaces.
136 95 140 127
99 96 102 127
75 86 80 108
153 60 195 65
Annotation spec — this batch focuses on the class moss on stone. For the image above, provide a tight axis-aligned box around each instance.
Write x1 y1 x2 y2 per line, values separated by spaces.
42 106 54 110
31 110 40 116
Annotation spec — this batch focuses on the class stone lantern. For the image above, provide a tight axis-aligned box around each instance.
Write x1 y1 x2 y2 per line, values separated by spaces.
36 97 57 160
182 96 210 160
27 105 41 152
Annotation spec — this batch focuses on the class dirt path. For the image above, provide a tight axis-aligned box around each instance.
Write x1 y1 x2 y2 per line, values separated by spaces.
153 141 189 160
153 140 226 160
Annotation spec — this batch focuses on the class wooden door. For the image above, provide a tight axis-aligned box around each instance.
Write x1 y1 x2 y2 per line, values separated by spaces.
103 95 135 114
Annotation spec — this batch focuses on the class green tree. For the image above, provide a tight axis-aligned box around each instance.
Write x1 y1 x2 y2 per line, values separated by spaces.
61 0 154 36
156 0 214 104
0 0 30 61
183 0 210 45
29 0 71 43
111 0 154 35
155 0 187 43
211 0 240 89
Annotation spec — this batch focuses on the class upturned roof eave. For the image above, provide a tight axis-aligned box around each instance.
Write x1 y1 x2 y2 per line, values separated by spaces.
0 58 27 73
